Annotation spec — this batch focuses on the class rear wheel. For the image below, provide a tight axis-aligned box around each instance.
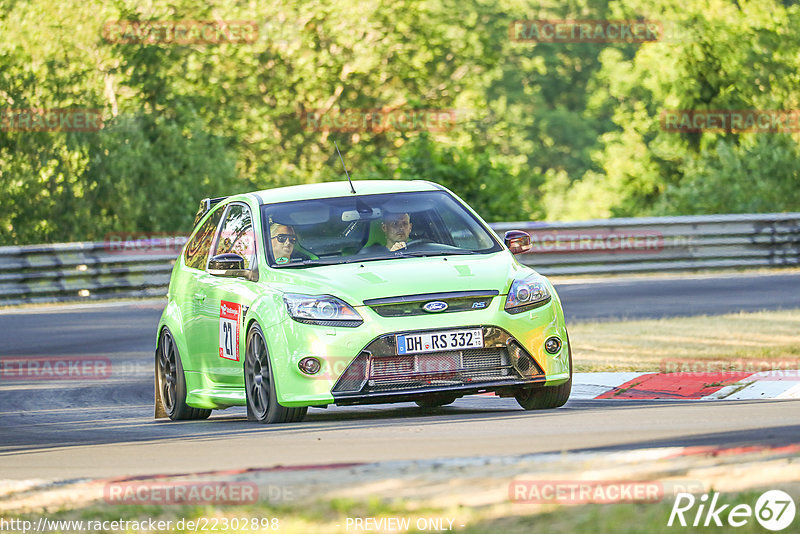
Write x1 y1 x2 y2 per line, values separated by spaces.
515 331 573 410
414 394 458 408
244 323 307 424
156 328 211 420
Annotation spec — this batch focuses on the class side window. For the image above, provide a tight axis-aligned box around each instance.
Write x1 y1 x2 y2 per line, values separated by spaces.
184 208 223 270
213 204 257 269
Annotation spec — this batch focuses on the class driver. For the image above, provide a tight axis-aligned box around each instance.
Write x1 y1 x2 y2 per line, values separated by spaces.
269 223 297 264
382 212 412 252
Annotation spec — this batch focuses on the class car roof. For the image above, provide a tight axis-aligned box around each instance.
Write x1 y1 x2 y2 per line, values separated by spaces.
252 180 442 205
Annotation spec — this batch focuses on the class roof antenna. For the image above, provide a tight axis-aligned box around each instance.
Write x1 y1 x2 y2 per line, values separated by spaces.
335 141 356 194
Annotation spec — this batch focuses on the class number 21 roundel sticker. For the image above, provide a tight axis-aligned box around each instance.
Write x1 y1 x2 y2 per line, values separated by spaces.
219 301 241 361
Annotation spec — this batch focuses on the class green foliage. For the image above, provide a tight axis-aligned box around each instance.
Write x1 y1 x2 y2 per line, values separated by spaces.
393 135 539 222
1 0 799 245
80 114 238 237
558 0 800 218
655 135 800 214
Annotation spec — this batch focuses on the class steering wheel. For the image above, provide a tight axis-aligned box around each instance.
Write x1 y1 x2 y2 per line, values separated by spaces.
404 238 433 250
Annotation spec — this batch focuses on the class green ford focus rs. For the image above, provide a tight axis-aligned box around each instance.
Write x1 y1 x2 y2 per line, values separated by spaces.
155 180 571 423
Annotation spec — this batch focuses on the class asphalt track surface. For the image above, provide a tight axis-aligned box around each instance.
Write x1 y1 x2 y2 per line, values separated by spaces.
1 272 799 480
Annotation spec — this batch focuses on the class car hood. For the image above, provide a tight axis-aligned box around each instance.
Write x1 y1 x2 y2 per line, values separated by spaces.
266 252 532 306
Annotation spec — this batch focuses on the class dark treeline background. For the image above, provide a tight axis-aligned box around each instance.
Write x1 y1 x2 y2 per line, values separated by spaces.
1 0 799 245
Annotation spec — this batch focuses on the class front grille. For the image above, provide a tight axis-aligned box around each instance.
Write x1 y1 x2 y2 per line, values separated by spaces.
332 326 544 395
369 348 510 379
463 348 505 369
370 355 418 377
367 348 513 391
364 290 498 317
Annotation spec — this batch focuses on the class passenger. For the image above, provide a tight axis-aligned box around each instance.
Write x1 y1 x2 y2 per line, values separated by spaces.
269 223 297 264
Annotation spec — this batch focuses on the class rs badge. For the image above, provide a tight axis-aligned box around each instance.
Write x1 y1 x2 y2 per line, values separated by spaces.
219 301 241 361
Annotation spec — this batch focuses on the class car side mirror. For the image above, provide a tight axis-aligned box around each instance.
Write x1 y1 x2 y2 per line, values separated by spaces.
208 253 258 281
504 230 532 254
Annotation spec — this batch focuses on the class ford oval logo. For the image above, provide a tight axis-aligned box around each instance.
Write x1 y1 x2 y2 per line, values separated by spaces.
422 301 448 313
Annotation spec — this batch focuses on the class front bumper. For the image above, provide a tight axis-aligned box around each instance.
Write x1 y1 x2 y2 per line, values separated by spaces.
331 326 546 404
266 293 570 407
333 379 549 405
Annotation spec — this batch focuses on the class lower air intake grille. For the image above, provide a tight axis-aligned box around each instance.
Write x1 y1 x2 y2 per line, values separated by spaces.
368 348 512 391
331 326 543 395
463 348 505 369
333 352 369 392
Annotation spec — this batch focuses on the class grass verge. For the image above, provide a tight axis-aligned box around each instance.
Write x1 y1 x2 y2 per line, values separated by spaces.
569 308 800 372
7 488 799 533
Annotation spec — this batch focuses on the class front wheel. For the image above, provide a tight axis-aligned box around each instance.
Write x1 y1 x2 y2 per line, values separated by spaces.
156 327 211 420
244 323 307 424
515 331 573 410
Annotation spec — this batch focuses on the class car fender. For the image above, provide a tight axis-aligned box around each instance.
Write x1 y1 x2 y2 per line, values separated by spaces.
156 298 184 341
243 290 290 388
541 277 571 379
244 291 319 405
543 276 567 324
244 290 286 334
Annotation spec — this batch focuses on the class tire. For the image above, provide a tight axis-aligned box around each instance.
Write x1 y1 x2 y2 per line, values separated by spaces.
244 323 307 424
156 327 211 421
515 331 573 410
414 394 458 408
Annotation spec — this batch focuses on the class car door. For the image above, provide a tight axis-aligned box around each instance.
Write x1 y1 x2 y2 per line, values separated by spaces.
180 206 225 373
199 202 261 387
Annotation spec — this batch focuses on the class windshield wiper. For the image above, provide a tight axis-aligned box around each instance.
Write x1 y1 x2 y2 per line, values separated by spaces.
277 257 350 267
280 250 480 267
301 257 351 265
393 250 479 258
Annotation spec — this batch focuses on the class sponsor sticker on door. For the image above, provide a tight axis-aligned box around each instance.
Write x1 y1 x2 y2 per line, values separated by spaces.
219 301 241 361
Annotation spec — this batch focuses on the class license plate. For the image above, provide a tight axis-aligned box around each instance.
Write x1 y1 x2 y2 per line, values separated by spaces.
396 328 483 355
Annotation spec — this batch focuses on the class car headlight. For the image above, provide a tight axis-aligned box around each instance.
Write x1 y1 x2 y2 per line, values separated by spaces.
283 293 363 326
504 274 551 314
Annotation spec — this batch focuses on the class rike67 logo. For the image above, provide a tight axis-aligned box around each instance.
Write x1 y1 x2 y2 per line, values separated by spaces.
668 490 796 531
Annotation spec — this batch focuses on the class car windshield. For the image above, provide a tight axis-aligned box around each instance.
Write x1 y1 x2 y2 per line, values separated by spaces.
261 190 502 267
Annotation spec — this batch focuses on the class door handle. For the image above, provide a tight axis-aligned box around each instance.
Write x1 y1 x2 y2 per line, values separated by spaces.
193 292 206 302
